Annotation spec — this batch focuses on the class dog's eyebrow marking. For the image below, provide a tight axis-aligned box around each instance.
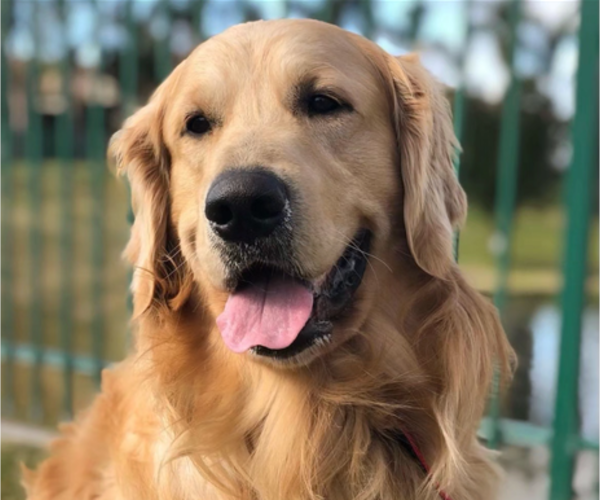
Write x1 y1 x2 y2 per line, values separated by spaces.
293 77 318 100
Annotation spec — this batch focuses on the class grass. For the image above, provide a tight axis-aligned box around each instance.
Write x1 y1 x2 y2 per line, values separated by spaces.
458 204 599 296
459 204 599 270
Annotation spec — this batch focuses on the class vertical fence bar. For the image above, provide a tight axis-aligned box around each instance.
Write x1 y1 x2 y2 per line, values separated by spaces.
282 0 291 19
452 78 466 265
452 92 466 164
121 0 138 323
452 0 472 260
451 0 472 172
26 1 45 422
56 0 75 418
154 0 172 83
192 0 205 41
1 0 15 415
121 0 138 115
86 19 106 385
359 0 374 40
316 0 335 23
549 1 599 498
488 0 522 450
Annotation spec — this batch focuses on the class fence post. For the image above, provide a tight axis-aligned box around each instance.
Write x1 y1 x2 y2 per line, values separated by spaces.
86 7 107 386
121 0 138 332
549 1 599 498
488 0 522 450
56 0 76 420
452 0 473 260
26 2 45 422
154 0 172 83
1 0 15 416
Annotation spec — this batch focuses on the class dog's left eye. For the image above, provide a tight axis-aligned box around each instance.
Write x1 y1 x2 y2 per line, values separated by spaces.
186 114 212 135
307 95 342 115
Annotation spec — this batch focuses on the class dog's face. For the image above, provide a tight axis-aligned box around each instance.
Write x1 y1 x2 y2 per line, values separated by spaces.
167 21 401 364
111 19 466 367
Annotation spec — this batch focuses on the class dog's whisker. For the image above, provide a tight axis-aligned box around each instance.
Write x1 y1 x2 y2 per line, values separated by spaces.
330 228 393 274
327 228 392 291
328 232 384 290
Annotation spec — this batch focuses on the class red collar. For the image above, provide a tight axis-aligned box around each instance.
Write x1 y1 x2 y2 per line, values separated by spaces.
398 431 453 500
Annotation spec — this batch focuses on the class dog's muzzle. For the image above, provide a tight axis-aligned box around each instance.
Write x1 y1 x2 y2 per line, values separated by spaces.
205 168 371 361
212 224 372 361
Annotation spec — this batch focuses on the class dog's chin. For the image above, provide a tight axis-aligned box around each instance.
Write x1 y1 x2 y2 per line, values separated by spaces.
219 229 372 367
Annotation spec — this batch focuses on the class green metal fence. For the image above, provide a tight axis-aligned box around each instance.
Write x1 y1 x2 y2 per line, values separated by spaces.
1 1 598 498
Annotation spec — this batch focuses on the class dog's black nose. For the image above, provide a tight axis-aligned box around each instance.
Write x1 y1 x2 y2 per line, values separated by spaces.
205 170 289 244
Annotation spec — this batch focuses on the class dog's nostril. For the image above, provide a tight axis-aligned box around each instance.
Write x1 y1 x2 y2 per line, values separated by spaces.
207 201 233 226
251 195 285 221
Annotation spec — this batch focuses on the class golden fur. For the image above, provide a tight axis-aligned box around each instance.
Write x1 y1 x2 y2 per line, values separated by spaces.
24 19 514 500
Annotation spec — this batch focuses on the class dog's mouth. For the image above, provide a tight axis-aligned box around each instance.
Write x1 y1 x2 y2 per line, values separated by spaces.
216 229 371 360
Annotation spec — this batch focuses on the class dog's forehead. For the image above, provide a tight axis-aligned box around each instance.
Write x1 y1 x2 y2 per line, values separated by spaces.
183 19 377 85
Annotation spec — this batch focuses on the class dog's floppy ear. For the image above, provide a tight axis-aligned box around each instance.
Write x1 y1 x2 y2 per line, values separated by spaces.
388 54 466 279
109 69 192 318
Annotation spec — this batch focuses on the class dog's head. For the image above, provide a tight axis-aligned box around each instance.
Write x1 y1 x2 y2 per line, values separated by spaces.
110 19 465 367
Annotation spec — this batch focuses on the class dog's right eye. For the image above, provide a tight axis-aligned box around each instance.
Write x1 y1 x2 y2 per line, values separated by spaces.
186 114 212 135
307 95 341 115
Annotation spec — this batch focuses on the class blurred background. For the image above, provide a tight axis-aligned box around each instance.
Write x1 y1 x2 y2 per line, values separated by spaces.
0 0 598 499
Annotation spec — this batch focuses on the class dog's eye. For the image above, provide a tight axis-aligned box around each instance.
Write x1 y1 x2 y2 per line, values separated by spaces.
307 94 342 115
186 114 211 135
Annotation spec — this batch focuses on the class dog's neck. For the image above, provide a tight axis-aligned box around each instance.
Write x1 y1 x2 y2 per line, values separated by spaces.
135 285 444 500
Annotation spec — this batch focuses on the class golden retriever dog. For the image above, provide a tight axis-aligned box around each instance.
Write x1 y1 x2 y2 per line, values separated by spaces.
24 19 513 500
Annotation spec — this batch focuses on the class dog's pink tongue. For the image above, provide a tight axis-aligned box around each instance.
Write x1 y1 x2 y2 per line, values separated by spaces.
217 275 313 353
